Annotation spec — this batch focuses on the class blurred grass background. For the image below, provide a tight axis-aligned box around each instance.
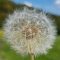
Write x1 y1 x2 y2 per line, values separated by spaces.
0 0 60 60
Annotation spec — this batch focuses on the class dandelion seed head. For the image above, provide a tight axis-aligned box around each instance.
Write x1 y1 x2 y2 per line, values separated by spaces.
3 7 56 56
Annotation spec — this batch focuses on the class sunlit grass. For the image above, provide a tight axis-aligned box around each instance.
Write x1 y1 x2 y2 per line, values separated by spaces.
0 30 60 60
0 29 3 35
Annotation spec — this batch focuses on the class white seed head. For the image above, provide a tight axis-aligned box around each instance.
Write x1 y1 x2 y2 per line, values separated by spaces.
3 7 56 56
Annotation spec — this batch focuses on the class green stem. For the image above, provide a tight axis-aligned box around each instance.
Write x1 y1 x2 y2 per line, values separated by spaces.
31 53 34 60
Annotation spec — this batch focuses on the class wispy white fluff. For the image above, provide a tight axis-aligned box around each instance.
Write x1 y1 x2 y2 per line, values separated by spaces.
3 7 56 56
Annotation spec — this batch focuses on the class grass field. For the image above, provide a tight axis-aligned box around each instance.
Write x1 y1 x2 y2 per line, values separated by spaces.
0 30 60 60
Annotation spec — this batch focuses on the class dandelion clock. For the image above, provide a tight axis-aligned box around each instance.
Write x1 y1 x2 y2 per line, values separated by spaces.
3 7 56 60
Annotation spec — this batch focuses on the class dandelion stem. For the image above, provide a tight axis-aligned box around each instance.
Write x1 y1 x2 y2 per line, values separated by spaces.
31 53 34 60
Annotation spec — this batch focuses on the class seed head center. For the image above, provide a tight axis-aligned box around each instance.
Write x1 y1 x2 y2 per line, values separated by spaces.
22 24 38 39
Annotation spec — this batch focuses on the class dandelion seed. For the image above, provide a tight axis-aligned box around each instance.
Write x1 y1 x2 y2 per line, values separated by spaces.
36 21 39 25
3 7 56 60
